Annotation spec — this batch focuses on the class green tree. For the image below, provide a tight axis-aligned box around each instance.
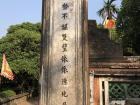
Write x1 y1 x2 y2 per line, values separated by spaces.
97 0 119 23
0 22 41 92
7 22 41 34
116 0 140 55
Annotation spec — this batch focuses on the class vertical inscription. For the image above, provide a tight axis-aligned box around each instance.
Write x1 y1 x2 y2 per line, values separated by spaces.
60 1 71 105
49 1 77 104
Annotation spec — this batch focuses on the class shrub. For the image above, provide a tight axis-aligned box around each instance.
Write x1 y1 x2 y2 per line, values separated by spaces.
0 90 16 98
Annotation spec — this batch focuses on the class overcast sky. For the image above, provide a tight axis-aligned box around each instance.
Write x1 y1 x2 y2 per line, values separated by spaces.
0 0 121 37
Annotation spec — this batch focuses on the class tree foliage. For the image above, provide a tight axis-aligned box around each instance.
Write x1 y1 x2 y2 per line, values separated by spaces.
116 0 140 55
97 0 119 23
7 22 41 34
0 22 41 90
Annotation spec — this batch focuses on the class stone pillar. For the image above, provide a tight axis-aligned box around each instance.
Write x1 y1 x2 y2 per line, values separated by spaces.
40 0 88 105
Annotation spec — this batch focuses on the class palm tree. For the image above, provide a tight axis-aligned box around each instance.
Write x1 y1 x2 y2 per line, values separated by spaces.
97 0 119 23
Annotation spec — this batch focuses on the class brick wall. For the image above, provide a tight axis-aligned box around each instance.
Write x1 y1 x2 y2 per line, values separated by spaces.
88 20 123 59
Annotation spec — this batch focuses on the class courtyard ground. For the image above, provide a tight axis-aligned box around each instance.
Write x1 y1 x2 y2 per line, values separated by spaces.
16 97 39 105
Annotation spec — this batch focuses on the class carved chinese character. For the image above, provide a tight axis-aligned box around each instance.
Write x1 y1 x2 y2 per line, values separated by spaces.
62 90 68 97
62 13 68 19
62 34 68 41
62 102 67 105
61 55 68 63
61 66 68 74
61 24 68 30
62 43 67 52
62 78 68 85
62 3 69 10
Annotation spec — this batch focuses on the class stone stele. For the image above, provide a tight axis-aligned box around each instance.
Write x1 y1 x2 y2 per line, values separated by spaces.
40 0 88 105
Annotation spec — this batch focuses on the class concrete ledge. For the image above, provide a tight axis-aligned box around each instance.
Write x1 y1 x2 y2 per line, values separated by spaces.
125 98 140 105
0 93 30 105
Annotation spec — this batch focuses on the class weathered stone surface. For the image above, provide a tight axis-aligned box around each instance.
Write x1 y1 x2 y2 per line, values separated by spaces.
40 0 88 105
110 100 125 105
125 98 140 105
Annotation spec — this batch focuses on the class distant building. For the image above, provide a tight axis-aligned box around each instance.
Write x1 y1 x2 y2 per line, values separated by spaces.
88 20 140 105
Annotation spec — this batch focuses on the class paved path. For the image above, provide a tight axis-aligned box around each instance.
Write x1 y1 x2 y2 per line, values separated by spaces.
16 97 39 105
17 101 34 105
